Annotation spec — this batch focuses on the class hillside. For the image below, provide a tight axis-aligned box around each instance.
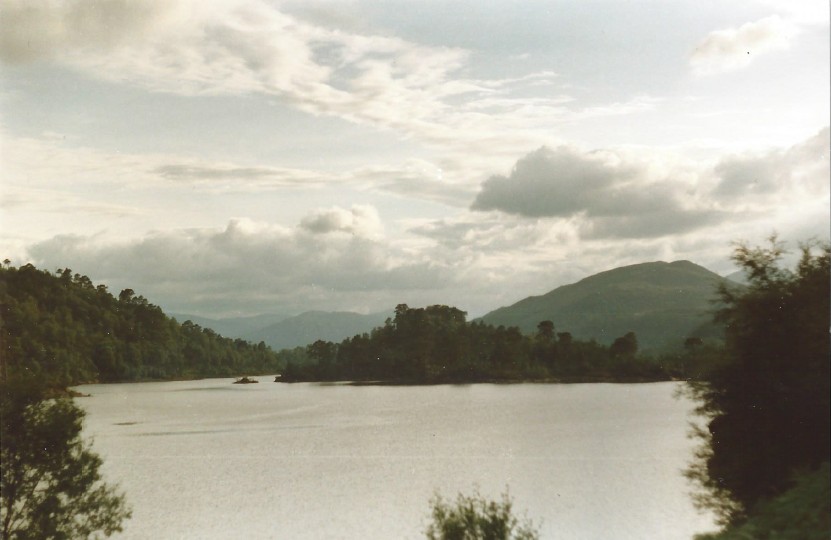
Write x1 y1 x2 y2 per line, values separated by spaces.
479 260 731 351
0 264 283 386
245 310 392 351
168 312 288 339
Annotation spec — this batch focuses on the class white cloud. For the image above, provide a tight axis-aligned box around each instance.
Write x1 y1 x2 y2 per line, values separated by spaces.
690 15 797 76
759 1 830 26
25 207 458 316
0 0 655 162
0 0 175 64
2 132 465 197
299 204 383 238
19 124 829 318
0 186 143 217
1 132 335 191
351 160 476 207
0 0 468 136
470 128 829 241
21 198 711 319
470 145 724 239
713 126 829 201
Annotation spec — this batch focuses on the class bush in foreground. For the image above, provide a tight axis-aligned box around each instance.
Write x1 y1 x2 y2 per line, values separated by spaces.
695 463 830 540
685 238 829 525
1 381 131 539
425 489 539 540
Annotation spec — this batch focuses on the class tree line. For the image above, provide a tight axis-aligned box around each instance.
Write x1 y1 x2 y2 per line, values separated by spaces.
278 303 681 383
0 263 284 387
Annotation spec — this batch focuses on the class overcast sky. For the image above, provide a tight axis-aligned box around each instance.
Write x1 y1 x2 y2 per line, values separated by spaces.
1 0 828 318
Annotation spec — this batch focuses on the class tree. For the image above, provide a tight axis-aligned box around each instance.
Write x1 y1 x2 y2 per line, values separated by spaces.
535 321 554 341
0 263 283 386
307 340 338 380
425 489 539 540
609 331 638 358
686 238 830 525
1 382 131 539
684 337 703 351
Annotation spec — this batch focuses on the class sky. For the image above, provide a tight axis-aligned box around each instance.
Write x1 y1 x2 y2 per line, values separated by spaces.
1 0 828 319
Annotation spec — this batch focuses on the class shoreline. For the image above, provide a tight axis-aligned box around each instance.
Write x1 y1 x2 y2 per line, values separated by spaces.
65 373 685 391
281 374 679 386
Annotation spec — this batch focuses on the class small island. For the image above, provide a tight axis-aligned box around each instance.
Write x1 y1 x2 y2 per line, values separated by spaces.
233 376 259 384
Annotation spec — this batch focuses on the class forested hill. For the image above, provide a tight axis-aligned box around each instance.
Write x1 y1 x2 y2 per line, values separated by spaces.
0 264 283 387
479 260 730 351
279 303 685 383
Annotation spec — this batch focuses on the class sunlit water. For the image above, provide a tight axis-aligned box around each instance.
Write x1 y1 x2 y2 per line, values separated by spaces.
74 378 718 539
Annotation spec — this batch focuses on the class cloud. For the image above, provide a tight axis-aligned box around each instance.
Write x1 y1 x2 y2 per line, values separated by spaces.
713 126 830 200
578 208 727 240
1 133 335 193
0 0 654 164
4 133 455 194
25 203 682 320
349 160 476 207
469 129 829 244
152 163 333 188
470 146 724 238
410 215 574 255
690 15 796 76
0 186 143 217
376 175 475 207
472 147 630 217
299 205 383 238
758 1 830 26
0 0 173 64
0 0 467 133
25 207 457 316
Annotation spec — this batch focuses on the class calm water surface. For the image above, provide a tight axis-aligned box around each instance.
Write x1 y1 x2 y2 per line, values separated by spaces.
75 378 717 539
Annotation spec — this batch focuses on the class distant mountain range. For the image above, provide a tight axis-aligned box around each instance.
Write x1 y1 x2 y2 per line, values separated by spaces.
168 313 289 339
174 260 735 353
478 260 733 351
242 310 392 350
171 310 391 351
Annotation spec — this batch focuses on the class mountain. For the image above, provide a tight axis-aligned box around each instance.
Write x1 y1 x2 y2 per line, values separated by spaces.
244 310 392 351
479 260 731 351
168 312 288 339
725 269 750 285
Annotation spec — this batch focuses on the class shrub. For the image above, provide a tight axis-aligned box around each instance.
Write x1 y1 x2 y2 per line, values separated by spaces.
425 489 539 540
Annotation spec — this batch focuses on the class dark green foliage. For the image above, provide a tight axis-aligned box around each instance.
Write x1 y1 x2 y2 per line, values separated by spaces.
656 341 725 381
425 490 539 540
1 381 131 539
480 260 730 351
279 303 674 383
694 463 830 540
685 238 830 526
609 331 638 358
0 263 283 386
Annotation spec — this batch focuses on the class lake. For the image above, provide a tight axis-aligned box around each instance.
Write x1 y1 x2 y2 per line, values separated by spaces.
75 378 718 539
